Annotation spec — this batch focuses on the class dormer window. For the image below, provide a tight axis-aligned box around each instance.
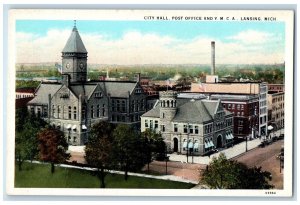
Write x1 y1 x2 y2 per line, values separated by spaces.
95 92 103 98
135 88 142 94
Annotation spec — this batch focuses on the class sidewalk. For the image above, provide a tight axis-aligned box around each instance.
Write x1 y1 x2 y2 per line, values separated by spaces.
168 138 262 165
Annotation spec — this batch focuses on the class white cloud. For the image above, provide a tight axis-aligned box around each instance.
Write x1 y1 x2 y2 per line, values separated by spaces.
16 29 284 65
227 30 275 45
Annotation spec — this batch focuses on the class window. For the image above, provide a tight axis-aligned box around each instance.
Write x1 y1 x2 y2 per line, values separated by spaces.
189 125 193 134
97 105 100 117
238 127 243 134
174 124 178 132
68 106 72 119
162 113 165 118
91 106 94 118
195 126 199 134
241 112 244 116
232 104 235 109
237 112 240 116
73 106 77 120
239 120 243 126
154 120 158 129
73 137 77 143
145 119 149 128
57 106 61 118
161 125 166 132
241 105 244 110
150 120 153 129
112 115 115 121
121 101 126 112
43 107 48 118
95 92 102 98
102 104 105 116
237 104 240 110
37 107 41 118
184 125 188 133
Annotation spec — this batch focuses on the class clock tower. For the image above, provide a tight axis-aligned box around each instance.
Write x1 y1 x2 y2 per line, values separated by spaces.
61 22 88 83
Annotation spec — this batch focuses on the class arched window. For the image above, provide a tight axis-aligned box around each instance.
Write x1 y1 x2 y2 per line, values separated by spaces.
163 101 165 107
73 106 77 120
91 105 94 118
166 100 170 107
97 105 100 117
171 100 174 107
68 106 72 119
52 105 55 117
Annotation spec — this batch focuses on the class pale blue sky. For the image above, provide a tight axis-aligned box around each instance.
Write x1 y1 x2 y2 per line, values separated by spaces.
16 20 285 41
16 20 286 64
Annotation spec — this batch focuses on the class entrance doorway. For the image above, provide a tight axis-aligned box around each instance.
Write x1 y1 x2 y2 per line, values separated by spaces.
217 135 222 148
173 138 178 152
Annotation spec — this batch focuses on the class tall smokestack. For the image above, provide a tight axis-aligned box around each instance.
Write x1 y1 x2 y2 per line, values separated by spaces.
211 41 215 75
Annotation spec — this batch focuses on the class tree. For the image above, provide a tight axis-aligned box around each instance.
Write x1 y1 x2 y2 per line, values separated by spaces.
201 153 273 189
85 121 114 188
141 129 165 171
37 126 70 173
112 124 147 180
15 109 47 170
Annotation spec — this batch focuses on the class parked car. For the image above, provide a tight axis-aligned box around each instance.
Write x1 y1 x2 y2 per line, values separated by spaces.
279 134 284 140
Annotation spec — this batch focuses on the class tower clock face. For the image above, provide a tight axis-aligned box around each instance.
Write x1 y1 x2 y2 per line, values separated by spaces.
66 63 70 69
79 62 85 70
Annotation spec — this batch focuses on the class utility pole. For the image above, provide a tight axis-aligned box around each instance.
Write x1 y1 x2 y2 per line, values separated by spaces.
186 123 189 163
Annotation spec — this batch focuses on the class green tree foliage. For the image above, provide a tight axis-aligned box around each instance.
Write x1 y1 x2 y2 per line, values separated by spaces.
201 153 274 189
16 80 40 89
85 121 114 188
15 108 47 171
112 124 147 180
37 126 70 174
141 129 166 172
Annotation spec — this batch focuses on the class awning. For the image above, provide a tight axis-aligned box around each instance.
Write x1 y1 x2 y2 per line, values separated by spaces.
204 142 208 149
268 125 273 130
209 141 215 148
226 134 230 140
82 125 87 130
183 141 187 148
72 125 77 130
188 141 193 149
194 143 199 149
230 134 234 139
66 124 71 129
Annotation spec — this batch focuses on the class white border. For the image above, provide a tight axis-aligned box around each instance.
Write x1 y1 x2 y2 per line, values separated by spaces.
6 9 294 197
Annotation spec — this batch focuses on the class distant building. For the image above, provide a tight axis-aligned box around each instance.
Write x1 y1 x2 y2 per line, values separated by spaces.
209 94 259 139
141 91 234 156
190 81 268 138
27 24 147 145
267 92 284 130
268 84 284 93
16 87 35 99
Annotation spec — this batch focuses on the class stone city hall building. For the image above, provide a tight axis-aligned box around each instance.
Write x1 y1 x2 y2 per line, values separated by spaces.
141 91 234 156
27 24 147 145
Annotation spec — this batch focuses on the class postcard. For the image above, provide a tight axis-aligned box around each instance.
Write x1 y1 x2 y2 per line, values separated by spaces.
6 9 294 197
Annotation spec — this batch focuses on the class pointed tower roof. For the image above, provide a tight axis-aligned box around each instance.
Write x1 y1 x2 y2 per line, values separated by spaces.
62 23 87 53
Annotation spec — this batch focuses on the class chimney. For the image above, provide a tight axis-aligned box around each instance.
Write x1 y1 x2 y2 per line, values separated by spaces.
62 74 70 87
136 73 141 82
211 41 215 75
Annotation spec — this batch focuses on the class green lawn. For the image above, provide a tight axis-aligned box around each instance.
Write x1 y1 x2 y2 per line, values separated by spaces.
15 162 195 189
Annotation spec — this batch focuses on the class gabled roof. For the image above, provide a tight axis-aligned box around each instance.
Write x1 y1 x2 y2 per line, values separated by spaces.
97 81 138 98
70 84 98 99
28 83 62 105
62 26 87 53
142 98 232 124
172 100 214 124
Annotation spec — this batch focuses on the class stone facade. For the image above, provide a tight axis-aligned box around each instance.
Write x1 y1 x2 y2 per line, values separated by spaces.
141 91 234 156
27 25 147 145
